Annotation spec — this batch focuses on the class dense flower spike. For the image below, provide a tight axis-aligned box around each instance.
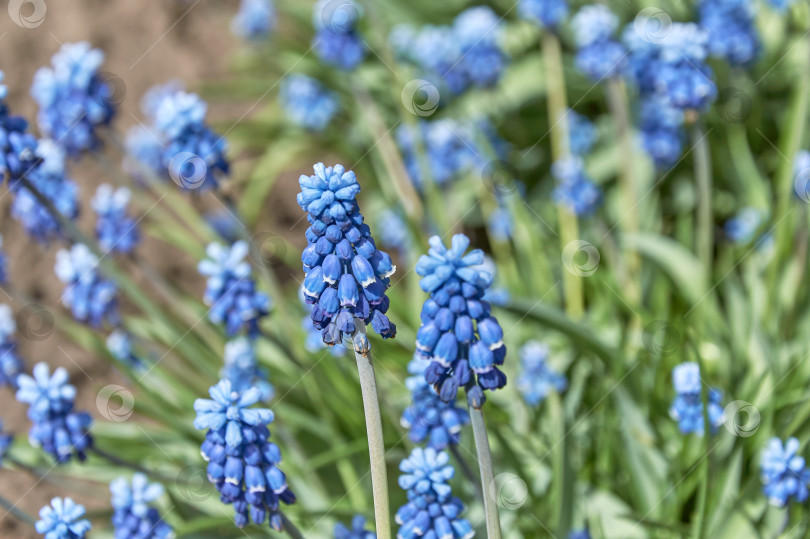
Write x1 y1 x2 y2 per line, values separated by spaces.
568 109 596 156
16 363 93 463
794 151 810 200
198 241 271 337
110 473 173 539
36 497 92 539
0 419 11 467
31 42 116 155
223 337 274 401
0 71 40 184
335 515 376 539
669 362 723 435
232 0 276 41
551 157 601 216
487 207 513 242
280 74 339 131
55 244 119 328
516 341 567 406
92 184 140 254
401 358 470 450
415 234 506 408
698 0 759 66
106 330 144 371
395 447 474 539
298 163 397 346
637 96 684 169
0 304 24 388
194 380 295 530
760 437 810 507
518 0 568 28
724 207 762 243
765 0 796 11
571 5 626 81
313 0 365 70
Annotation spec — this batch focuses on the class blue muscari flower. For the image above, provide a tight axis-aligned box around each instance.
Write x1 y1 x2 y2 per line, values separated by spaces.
568 109 596 156
571 5 626 81
415 234 507 408
55 243 119 328
551 157 601 217
396 447 474 539
92 184 139 254
0 235 6 285
516 341 567 406
106 330 144 371
223 337 274 401
0 72 40 185
36 497 92 539
16 363 93 463
0 419 11 467
724 207 761 243
313 0 365 70
206 210 244 243
110 473 172 539
487 207 513 242
198 241 271 337
232 0 276 41
298 163 397 346
668 362 723 435
123 125 164 182
518 0 568 28
0 304 24 388
760 437 810 507
335 515 376 539
794 150 810 200
638 96 684 169
11 139 79 243
377 208 410 256
452 7 507 88
764 0 795 12
698 0 759 66
401 358 470 450
299 285 346 356
31 42 116 156
569 530 591 539
279 74 339 131
194 379 296 530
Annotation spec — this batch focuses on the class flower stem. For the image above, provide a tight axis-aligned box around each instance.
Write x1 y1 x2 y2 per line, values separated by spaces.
691 123 713 277
449 444 483 503
90 446 175 483
469 406 502 539
0 494 37 526
281 513 306 539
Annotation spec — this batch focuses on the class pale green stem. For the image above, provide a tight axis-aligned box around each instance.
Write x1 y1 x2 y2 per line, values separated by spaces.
281 514 306 539
692 123 713 278
470 407 502 539
692 341 711 539
0 494 37 526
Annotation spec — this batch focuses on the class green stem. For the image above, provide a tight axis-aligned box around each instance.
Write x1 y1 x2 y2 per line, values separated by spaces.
0 494 37 526
449 444 483 503
692 122 713 278
91 446 176 483
470 407 502 539
281 513 306 539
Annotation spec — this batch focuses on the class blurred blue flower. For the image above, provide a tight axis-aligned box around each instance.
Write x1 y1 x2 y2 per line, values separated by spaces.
376 208 410 256
0 419 11 467
0 71 40 185
31 42 116 156
123 125 164 183
724 207 761 243
415 234 507 408
206 209 244 243
516 341 567 406
298 163 397 346
0 235 6 285
487 207 513 242
669 362 723 435
568 109 596 156
518 0 568 28
110 473 172 539
552 157 601 216
794 150 810 201
16 363 93 463
223 337 274 401
36 497 91 539
92 184 139 254
569 530 591 539
0 304 24 389
55 244 119 328
638 96 684 169
106 330 144 371
335 515 375 539
194 379 295 530
280 74 339 131
232 0 276 40
764 0 795 11
313 0 365 70
699 0 759 66
760 437 810 507
572 5 626 81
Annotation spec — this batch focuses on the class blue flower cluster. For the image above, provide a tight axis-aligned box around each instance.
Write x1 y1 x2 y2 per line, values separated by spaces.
0 304 23 388
123 125 164 181
396 447 474 539
36 497 92 539
92 184 140 254
194 380 295 530
223 337 274 401
313 0 365 70
31 42 116 156
111 473 172 539
232 0 276 41
698 0 759 66
668 362 723 435
551 157 601 216
637 96 684 169
0 71 40 185
198 241 271 337
55 243 119 328
516 341 567 406
568 109 596 156
0 419 11 467
571 5 626 81
299 163 397 347
401 358 470 450
376 208 410 257
760 437 810 507
16 363 93 463
487 207 514 242
415 234 506 408
724 207 762 243
518 0 568 28
765 0 796 12
0 235 6 284
106 330 144 371
335 515 376 539
390 7 506 94
280 74 339 131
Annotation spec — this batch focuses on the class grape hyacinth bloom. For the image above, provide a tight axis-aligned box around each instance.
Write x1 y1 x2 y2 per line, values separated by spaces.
298 163 397 347
334 515 376 539
669 362 723 435
110 473 172 539
487 207 513 242
0 419 11 467
724 207 762 243
765 0 796 12
198 241 271 337
518 0 568 28
568 109 596 156
516 341 567 406
16 363 93 463
31 42 116 156
55 244 119 328
279 74 339 131
0 304 24 388
569 530 591 539
401 358 470 450
313 0 365 70
106 330 144 371
415 234 507 408
123 125 164 181
194 379 296 530
92 184 140 254
452 7 507 88
551 157 601 216
638 96 684 169
376 208 410 256
232 0 276 41
0 71 40 185
760 437 810 507
36 497 92 539
698 0 759 66
793 150 810 200
395 447 474 539
223 337 274 401
0 236 6 285
571 5 627 81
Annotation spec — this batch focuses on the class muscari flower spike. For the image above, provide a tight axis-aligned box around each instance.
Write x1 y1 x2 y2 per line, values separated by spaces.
194 379 296 531
638 95 684 169
571 5 626 81
0 419 11 468
415 234 507 409
16 363 93 463
298 163 397 348
55 243 119 328
92 184 140 254
36 497 92 539
110 473 173 539
518 0 568 28
568 109 596 156
551 157 601 217
31 42 116 156
698 0 759 66
516 341 567 406
669 362 723 435
335 515 376 539
223 337 274 401
106 330 144 371
760 437 810 507
0 236 6 285
313 0 365 70
232 0 276 41
396 447 474 539
487 207 513 242
0 304 23 388
280 74 339 131
724 207 762 244
198 241 271 337
0 71 40 185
